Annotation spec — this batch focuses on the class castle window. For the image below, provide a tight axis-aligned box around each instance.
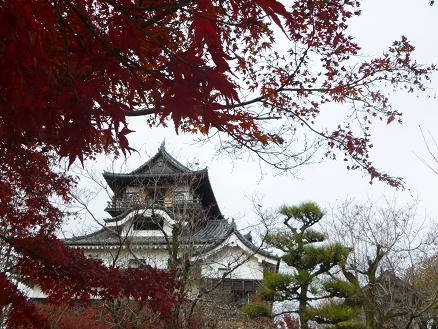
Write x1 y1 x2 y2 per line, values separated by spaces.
206 279 258 303
173 186 192 204
230 280 257 303
128 259 148 268
132 214 163 231
174 192 186 202
125 192 139 202
124 186 142 204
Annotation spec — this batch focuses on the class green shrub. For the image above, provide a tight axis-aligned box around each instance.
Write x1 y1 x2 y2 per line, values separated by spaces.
241 303 272 317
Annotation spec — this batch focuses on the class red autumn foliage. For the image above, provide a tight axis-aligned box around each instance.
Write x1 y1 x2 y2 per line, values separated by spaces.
37 302 169 329
0 147 179 327
0 0 434 327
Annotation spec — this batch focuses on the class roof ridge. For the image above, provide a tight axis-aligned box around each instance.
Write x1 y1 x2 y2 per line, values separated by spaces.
129 145 192 175
64 227 110 242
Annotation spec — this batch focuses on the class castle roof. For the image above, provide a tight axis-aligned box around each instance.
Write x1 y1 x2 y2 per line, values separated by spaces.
65 216 278 261
103 142 206 186
66 218 233 246
103 143 222 219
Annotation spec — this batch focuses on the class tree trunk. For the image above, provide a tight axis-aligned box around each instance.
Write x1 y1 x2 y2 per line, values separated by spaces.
298 285 309 329
363 288 377 329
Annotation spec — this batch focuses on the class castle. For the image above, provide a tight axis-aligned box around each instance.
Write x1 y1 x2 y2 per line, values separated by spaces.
31 144 278 302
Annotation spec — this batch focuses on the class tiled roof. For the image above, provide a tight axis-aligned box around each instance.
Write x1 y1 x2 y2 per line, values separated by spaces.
65 219 233 246
103 143 206 178
65 219 278 260
130 142 192 175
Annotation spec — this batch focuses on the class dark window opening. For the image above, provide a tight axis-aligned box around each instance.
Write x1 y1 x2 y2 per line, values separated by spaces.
205 279 258 303
125 192 139 202
128 259 149 268
174 192 186 201
146 189 165 205
230 280 257 302
132 215 164 230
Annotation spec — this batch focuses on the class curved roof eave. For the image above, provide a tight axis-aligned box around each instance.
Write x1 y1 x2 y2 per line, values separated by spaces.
191 226 279 262
103 206 174 224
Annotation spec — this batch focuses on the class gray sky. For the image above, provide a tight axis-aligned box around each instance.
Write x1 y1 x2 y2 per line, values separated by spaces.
67 0 438 236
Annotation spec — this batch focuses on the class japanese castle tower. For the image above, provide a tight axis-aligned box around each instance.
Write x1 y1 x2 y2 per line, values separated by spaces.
32 144 279 301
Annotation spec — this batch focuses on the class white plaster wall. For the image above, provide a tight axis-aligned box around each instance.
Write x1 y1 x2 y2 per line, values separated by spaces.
84 244 265 281
28 286 46 299
80 243 266 281
83 247 169 269
201 246 264 280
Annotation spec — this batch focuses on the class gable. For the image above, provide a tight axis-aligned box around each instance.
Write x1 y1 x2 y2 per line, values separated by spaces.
129 145 192 176
201 246 266 280
194 231 279 266
132 155 182 175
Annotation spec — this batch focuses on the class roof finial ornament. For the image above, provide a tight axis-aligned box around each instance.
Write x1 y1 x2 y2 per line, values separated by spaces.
243 231 253 242
159 140 166 151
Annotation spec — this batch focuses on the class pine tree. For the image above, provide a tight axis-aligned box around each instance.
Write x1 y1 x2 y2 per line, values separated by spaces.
253 202 364 329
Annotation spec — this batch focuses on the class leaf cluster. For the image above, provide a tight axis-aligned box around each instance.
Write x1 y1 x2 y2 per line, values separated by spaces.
280 202 324 229
306 303 364 328
241 302 272 318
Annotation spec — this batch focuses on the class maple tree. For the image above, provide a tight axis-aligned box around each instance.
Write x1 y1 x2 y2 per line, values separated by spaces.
0 0 435 327
37 300 177 329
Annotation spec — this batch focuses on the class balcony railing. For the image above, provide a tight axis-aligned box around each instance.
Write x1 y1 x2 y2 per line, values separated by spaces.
106 197 201 211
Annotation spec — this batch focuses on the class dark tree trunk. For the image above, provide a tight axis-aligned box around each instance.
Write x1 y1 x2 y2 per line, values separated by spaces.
298 285 309 329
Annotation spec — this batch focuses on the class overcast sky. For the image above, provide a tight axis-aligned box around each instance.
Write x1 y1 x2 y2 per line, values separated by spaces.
66 0 438 236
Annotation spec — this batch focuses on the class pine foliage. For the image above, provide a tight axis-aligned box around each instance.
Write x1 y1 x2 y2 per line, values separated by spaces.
253 202 364 329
